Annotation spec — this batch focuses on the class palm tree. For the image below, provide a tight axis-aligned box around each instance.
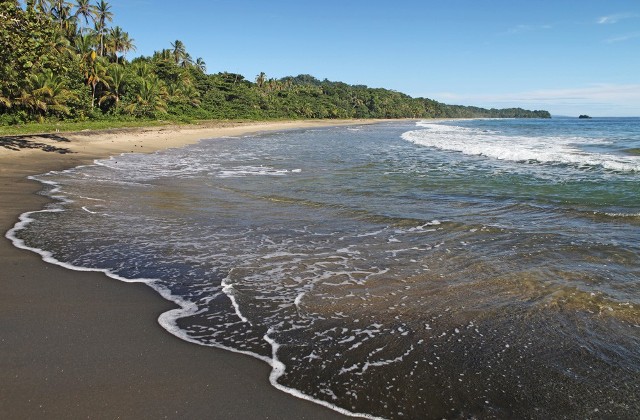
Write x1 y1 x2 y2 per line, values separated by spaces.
165 80 200 107
94 0 113 56
179 83 200 106
166 82 181 99
51 0 73 30
125 75 167 116
104 25 120 59
265 78 280 92
154 49 172 62
180 52 194 68
119 31 135 61
51 0 71 13
19 88 47 119
50 25 72 52
19 69 78 119
170 40 187 65
73 33 97 92
87 55 110 108
132 62 153 80
99 63 126 110
49 0 80 39
73 32 97 57
255 72 266 88
195 57 206 73
105 26 135 63
74 0 96 26
34 0 51 14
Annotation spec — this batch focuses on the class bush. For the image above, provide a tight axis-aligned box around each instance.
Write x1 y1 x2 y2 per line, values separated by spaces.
0 111 28 125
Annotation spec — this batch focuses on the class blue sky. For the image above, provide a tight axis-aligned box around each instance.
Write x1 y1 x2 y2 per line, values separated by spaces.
107 0 640 116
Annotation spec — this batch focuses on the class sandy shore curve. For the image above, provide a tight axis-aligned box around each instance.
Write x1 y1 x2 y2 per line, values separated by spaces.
0 119 388 419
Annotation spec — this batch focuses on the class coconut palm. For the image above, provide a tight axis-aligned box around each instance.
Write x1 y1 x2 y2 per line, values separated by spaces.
125 75 167 116
154 49 172 62
51 0 72 14
94 0 113 56
87 55 110 108
19 87 47 118
170 40 187 65
19 69 78 119
104 26 121 59
119 31 135 60
180 52 193 68
105 26 135 63
195 57 206 73
99 63 126 110
50 0 73 30
255 72 266 88
34 0 51 14
132 62 153 80
165 80 200 107
50 26 72 52
73 32 97 57
73 32 97 81
165 82 181 99
180 83 200 106
75 0 96 26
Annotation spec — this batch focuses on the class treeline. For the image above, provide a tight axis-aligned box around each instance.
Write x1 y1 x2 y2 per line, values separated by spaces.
0 0 550 125
189 74 550 120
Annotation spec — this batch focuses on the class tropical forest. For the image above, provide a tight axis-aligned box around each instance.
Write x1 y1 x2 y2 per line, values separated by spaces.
0 0 550 129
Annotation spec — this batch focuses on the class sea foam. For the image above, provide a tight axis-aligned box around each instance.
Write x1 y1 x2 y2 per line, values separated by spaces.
402 121 640 172
5 170 381 420
7 121 639 419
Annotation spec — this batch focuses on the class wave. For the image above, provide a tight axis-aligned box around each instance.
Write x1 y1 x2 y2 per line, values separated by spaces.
402 121 640 172
9 122 640 418
4 171 379 420
596 211 640 219
218 166 300 178
94 154 302 181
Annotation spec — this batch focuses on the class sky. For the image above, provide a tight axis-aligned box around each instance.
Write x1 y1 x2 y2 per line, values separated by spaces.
106 0 640 116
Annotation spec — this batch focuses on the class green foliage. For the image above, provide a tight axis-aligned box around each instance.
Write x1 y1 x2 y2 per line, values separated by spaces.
1 1 550 127
124 74 168 117
98 63 125 110
19 68 78 119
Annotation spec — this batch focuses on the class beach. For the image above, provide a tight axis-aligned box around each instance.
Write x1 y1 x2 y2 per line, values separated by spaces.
3 117 639 418
0 120 378 419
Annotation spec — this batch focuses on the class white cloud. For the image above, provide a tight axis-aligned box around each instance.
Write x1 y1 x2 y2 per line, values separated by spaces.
435 84 640 103
505 24 552 34
605 32 640 43
429 84 640 116
597 13 639 24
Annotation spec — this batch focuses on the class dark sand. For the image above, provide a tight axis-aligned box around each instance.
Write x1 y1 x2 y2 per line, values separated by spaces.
0 122 362 419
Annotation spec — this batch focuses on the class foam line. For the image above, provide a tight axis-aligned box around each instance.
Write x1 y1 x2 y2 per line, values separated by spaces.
402 121 640 172
6 171 385 420
264 328 383 420
221 273 251 324
7 208 155 285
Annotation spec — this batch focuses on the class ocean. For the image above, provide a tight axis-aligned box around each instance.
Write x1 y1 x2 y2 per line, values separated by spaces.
8 118 640 418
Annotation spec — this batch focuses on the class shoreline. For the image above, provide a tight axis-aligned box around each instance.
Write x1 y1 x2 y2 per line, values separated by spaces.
0 119 396 157
0 119 391 419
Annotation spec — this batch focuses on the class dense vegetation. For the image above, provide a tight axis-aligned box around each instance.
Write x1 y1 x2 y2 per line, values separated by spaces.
0 0 550 127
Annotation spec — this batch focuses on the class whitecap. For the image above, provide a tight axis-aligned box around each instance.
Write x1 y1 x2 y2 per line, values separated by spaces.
402 121 640 172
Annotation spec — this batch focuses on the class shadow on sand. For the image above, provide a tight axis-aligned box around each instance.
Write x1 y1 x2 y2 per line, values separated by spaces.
0 133 73 153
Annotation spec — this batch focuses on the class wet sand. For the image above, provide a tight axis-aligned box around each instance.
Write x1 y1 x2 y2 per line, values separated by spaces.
0 120 382 419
